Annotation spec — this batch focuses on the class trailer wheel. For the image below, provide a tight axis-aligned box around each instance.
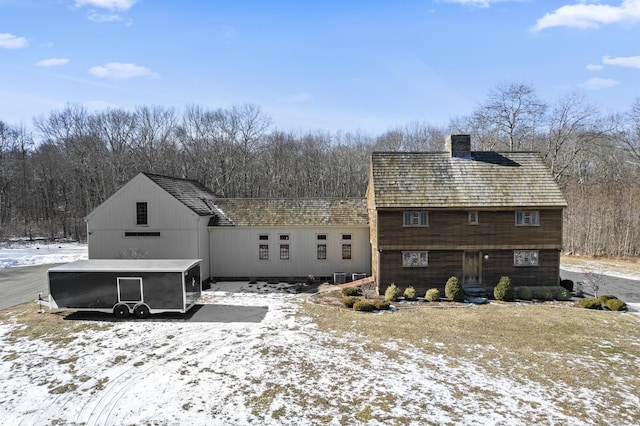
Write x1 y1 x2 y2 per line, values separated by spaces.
113 304 129 319
134 304 150 319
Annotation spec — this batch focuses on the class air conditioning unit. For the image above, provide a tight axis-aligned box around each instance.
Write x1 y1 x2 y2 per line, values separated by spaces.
333 272 346 285
352 273 366 281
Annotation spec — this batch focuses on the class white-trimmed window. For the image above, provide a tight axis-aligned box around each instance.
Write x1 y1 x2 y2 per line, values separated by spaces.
317 234 327 241
402 251 428 267
513 250 539 266
404 211 428 227
342 244 352 260
280 244 290 260
136 202 148 226
259 244 269 260
317 244 327 260
279 234 290 241
515 211 539 226
468 211 478 225
259 234 269 241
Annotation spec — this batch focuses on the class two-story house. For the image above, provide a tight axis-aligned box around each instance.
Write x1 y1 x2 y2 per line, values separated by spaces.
366 135 567 295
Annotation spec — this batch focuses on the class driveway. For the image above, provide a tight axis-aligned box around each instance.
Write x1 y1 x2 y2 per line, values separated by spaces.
0 264 56 311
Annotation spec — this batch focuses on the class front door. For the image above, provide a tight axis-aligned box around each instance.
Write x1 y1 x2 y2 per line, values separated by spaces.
463 251 481 286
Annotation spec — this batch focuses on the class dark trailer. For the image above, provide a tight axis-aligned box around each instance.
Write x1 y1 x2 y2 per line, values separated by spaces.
48 259 201 318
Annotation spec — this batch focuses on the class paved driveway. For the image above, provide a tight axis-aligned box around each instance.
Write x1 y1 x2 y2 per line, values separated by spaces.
0 264 56 311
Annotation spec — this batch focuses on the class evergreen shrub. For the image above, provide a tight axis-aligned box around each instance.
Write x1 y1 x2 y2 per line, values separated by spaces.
403 286 417 300
425 288 440 302
598 295 617 305
517 286 532 300
343 296 360 308
341 286 360 297
372 300 391 310
556 287 571 301
494 276 514 301
445 277 464 302
605 298 627 311
384 284 402 302
353 301 376 312
578 298 602 310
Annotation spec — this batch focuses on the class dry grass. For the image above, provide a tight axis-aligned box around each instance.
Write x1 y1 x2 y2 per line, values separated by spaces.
305 290 640 422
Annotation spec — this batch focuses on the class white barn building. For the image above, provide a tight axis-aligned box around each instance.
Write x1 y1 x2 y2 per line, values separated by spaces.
85 173 371 283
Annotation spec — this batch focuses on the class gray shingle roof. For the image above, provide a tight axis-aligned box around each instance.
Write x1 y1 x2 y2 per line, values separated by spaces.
211 198 369 227
369 151 567 209
143 173 226 217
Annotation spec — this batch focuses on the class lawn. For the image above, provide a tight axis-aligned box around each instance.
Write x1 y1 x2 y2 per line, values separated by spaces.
1 286 639 425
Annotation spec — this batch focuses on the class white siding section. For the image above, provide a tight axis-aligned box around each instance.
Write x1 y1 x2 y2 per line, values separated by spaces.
86 174 211 280
209 226 371 278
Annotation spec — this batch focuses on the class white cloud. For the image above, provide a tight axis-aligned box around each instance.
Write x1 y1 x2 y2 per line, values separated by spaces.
582 77 620 90
74 0 137 10
0 33 28 49
87 11 124 23
533 0 640 31
586 63 604 71
35 58 69 67
602 55 640 69
88 62 157 80
442 0 520 7
287 92 313 102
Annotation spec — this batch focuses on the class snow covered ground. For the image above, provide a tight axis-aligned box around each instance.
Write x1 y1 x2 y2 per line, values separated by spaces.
0 240 88 268
1 243 639 424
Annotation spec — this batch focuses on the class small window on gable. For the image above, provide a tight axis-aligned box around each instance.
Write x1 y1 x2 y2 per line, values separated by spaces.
404 211 428 227
317 234 327 241
280 234 290 241
342 234 352 240
136 202 148 226
259 234 269 241
513 250 539 266
515 211 539 226
469 211 478 225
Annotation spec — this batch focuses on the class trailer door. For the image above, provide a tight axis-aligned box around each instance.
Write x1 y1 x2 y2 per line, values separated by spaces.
117 277 143 303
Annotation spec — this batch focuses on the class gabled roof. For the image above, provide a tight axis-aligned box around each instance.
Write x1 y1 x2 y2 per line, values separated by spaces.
210 198 369 227
369 151 567 209
143 173 225 217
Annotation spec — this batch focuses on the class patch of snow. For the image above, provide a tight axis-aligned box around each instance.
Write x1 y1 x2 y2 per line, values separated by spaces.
0 241 87 268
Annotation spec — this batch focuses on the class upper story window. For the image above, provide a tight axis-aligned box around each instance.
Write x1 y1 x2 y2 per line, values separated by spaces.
317 234 327 241
404 211 428 227
515 211 539 226
468 211 478 225
279 234 290 241
259 234 269 241
136 202 148 226
341 234 352 240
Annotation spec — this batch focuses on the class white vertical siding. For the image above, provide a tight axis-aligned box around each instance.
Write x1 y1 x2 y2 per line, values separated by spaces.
209 226 371 278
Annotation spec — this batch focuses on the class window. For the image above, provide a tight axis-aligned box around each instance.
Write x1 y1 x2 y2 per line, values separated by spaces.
404 211 428 227
513 250 539 266
342 244 352 260
136 202 148 226
259 234 269 241
317 244 327 260
259 244 269 260
342 234 352 240
317 234 327 240
124 231 161 237
469 211 478 225
280 244 290 260
515 211 539 226
279 234 290 241
402 251 428 267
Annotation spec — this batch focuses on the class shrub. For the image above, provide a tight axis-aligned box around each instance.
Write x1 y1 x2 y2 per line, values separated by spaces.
341 286 360 297
425 288 440 302
306 275 315 285
384 284 402 302
598 294 617 305
494 276 514 301
343 296 360 308
606 298 627 311
560 279 574 292
445 276 464 302
353 301 376 312
403 286 417 300
517 286 532 300
532 286 553 301
372 300 391 310
556 287 571 301
578 298 602 310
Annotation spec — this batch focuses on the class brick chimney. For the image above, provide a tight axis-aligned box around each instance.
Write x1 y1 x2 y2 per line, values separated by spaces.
445 134 471 158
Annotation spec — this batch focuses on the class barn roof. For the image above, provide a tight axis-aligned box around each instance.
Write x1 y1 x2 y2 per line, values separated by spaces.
369 151 567 209
210 198 369 227
143 173 226 217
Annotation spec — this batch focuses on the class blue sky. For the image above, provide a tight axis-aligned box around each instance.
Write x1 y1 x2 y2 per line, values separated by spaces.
1 0 640 134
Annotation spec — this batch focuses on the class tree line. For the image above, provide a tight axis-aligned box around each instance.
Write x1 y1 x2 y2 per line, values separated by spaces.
1 82 639 258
